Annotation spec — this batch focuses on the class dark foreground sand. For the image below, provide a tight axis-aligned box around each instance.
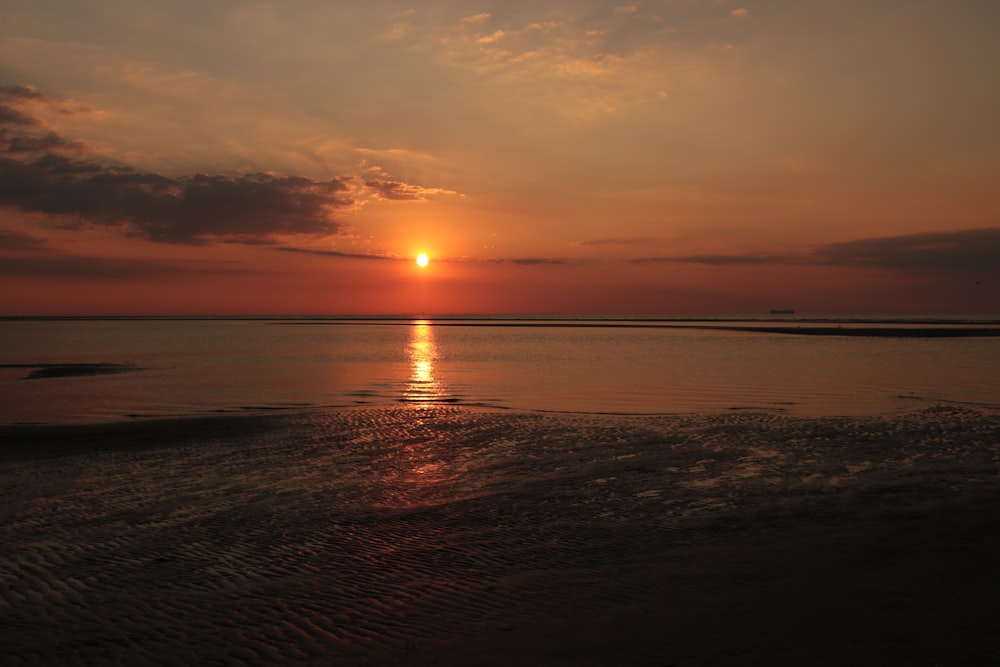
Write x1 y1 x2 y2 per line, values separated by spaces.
2 406 999 666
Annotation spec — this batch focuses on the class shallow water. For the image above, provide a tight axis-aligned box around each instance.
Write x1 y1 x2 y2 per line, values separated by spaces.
1 318 999 423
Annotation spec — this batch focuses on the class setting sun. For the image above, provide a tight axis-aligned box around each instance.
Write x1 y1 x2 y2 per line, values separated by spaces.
416 253 429 267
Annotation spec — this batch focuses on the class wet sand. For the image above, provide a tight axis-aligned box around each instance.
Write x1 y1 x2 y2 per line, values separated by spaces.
2 406 999 665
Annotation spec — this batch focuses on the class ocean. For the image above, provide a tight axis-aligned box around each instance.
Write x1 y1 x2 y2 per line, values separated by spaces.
3 316 1000 664
1 316 999 424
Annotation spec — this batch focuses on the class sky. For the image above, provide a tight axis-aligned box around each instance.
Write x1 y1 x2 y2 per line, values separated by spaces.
1 0 998 316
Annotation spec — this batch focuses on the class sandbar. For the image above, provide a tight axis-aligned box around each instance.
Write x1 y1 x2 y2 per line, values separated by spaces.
0 362 138 380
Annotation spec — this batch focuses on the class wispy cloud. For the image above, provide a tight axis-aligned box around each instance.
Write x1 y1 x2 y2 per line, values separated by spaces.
422 4 733 120
0 83 95 156
579 237 652 246
476 30 506 45
632 253 794 265
273 247 399 261
458 13 492 27
0 83 97 119
363 177 458 202
0 84 50 102
274 248 574 266
506 257 570 266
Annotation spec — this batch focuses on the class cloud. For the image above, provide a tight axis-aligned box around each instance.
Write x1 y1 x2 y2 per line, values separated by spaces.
0 84 94 155
0 83 95 120
0 154 351 244
579 237 652 246
428 6 700 121
0 84 50 102
507 258 569 266
363 178 457 201
0 229 49 250
631 253 792 265
812 228 1000 274
477 30 506 45
0 85 352 244
4 130 84 154
672 253 793 265
0 105 40 127
458 13 491 27
730 8 749 18
628 229 1000 275
275 248 575 266
0 84 459 246
0 254 248 279
273 246 399 261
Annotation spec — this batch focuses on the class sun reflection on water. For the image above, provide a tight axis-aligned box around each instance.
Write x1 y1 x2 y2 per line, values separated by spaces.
363 320 465 508
404 321 446 405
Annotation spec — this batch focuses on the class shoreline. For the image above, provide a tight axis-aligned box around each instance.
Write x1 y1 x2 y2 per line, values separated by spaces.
3 406 999 665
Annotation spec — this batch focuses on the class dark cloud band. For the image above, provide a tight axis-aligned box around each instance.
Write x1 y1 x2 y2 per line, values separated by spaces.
631 253 793 265
0 254 248 279
0 155 349 244
812 229 1000 273
274 247 398 261
0 105 40 127
631 229 1000 275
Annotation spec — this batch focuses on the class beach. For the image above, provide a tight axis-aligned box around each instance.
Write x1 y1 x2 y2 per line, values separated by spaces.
2 405 998 665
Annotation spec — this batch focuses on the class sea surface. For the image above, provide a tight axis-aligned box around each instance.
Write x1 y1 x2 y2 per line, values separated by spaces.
1 316 999 424
3 319 1000 665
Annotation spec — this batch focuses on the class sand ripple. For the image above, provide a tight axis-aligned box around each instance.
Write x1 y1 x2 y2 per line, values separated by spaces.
2 406 999 665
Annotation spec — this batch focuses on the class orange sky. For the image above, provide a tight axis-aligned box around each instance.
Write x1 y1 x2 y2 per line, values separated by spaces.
1 1 998 315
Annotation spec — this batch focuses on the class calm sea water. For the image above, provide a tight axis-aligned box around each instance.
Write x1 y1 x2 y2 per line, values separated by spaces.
1 318 999 423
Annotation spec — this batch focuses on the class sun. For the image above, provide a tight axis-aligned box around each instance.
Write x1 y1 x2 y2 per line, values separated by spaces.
416 253 429 267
